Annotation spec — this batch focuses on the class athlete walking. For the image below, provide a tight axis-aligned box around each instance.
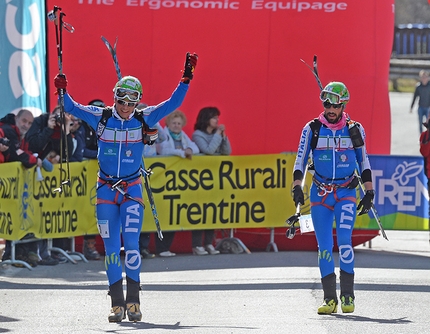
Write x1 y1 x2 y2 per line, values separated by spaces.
292 82 374 314
54 52 197 322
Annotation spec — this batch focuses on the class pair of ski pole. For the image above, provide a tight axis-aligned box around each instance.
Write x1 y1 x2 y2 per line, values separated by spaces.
286 55 388 241
47 6 74 193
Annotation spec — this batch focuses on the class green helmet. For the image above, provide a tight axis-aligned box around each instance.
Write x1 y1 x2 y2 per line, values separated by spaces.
320 82 350 105
113 76 143 101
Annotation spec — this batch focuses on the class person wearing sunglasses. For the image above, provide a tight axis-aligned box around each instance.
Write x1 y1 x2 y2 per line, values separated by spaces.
53 52 198 323
291 82 374 315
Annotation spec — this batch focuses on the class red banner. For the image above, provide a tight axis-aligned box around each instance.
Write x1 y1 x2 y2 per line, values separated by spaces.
46 0 394 155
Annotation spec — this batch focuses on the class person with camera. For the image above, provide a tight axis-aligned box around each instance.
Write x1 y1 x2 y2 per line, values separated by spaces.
25 105 74 264
25 105 73 161
53 52 198 323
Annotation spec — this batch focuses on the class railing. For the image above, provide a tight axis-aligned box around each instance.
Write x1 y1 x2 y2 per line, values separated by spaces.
390 24 430 91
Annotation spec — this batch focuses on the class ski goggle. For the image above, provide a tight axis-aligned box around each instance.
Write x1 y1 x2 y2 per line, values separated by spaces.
114 88 140 102
320 90 341 104
323 101 343 109
117 99 137 107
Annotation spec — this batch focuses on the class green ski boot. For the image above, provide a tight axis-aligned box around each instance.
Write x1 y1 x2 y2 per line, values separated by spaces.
317 273 338 315
340 270 355 313
340 294 355 313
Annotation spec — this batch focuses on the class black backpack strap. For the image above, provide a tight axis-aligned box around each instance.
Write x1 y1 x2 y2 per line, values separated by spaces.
134 110 158 145
134 110 149 131
309 118 322 150
346 118 364 148
96 107 113 139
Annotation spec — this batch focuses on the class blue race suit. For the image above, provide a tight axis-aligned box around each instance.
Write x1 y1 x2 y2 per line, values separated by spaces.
62 82 188 285
293 117 371 279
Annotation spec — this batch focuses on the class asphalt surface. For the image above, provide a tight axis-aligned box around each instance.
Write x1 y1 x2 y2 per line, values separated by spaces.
1 92 429 334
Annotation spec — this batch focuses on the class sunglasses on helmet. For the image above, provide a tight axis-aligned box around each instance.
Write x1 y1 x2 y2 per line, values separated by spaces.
117 99 137 107
323 101 343 109
320 90 341 104
114 88 140 102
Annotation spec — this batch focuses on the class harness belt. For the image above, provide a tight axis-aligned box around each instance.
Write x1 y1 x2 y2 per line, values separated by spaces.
97 177 144 206
313 175 356 196
98 166 141 183
314 169 354 181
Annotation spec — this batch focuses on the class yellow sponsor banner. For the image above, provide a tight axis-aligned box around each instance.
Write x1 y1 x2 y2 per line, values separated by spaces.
1 153 428 241
0 162 23 240
0 161 99 240
142 154 297 231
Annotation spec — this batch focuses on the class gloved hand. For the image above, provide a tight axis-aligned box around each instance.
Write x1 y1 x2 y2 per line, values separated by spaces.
292 185 304 207
182 52 198 83
357 190 375 215
54 73 67 91
143 128 158 145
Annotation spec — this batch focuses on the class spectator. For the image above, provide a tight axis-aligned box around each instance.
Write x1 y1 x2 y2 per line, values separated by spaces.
159 109 199 159
74 99 108 260
69 115 85 162
80 99 104 160
25 105 73 264
410 70 430 134
420 118 430 197
0 109 56 267
138 102 165 259
191 106 231 255
25 105 73 161
69 113 101 260
138 233 155 259
155 110 200 257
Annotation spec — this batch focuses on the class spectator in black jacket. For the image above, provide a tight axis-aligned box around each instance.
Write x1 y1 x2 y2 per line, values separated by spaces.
410 70 430 134
25 105 75 263
25 105 73 161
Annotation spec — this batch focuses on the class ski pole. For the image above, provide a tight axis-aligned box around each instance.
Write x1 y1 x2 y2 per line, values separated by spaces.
141 167 163 241
354 170 388 240
110 180 145 207
285 164 309 239
47 6 74 193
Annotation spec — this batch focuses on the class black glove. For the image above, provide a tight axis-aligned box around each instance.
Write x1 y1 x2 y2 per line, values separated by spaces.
292 185 304 207
143 128 158 145
357 190 375 215
182 52 198 83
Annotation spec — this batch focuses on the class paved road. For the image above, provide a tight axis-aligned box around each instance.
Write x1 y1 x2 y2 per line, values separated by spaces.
390 92 421 156
1 92 429 333
0 230 429 334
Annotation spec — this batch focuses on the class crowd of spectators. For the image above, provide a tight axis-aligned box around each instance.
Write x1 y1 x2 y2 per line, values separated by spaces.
0 103 231 267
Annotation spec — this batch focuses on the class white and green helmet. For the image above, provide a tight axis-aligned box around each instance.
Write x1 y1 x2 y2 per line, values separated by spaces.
113 76 143 102
320 82 350 105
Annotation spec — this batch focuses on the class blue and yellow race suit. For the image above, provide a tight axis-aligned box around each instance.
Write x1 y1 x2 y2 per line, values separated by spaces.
62 82 188 285
293 117 371 279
